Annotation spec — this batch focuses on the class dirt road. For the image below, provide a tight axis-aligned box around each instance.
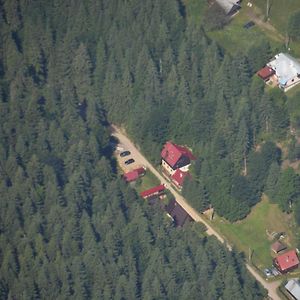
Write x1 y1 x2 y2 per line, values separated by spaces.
245 6 285 43
246 264 281 300
111 125 282 300
111 125 225 243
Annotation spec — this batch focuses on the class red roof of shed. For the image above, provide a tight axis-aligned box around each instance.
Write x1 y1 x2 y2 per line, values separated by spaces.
274 250 299 272
171 169 190 187
124 167 145 182
257 66 275 80
124 170 139 182
135 167 146 175
140 184 165 198
161 142 196 168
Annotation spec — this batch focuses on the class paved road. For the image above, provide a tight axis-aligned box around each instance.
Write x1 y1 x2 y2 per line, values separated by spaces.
111 125 282 300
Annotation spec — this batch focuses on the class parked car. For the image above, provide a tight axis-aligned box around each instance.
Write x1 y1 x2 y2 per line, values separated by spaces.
120 151 131 157
125 158 135 165
263 268 272 277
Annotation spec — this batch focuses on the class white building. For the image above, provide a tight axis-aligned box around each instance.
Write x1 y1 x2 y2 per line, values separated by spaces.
267 53 300 92
285 279 300 300
215 0 241 15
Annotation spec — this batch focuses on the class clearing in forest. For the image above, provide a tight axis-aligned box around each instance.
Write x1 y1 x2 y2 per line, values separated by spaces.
210 196 298 269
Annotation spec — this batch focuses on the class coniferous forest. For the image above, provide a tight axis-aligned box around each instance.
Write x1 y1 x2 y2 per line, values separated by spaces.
1 0 300 298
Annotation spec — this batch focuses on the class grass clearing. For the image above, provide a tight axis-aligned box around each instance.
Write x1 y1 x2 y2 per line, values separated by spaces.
286 83 300 99
185 0 300 57
210 197 298 269
135 170 160 193
248 0 300 57
208 7 283 55
253 0 300 34
209 15 259 53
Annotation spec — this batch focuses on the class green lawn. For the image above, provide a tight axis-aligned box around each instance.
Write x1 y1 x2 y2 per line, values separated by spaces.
253 0 299 33
286 83 300 99
185 0 300 57
251 0 300 57
135 170 160 193
210 197 298 269
208 12 280 54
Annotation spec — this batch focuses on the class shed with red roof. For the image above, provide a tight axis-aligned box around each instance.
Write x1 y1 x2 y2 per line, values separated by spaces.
161 141 196 176
274 249 299 273
123 167 145 182
271 241 287 254
140 184 165 199
257 66 275 81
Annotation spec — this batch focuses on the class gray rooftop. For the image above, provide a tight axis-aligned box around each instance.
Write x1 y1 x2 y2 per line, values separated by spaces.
215 0 241 14
285 279 300 300
268 53 300 86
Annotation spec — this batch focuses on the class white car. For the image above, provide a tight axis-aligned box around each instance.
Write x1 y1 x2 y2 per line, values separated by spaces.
264 268 272 277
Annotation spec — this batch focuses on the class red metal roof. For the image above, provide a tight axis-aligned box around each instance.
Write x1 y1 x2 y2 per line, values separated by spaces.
171 169 190 187
257 66 275 80
135 167 145 175
124 171 139 182
140 184 165 198
274 250 299 272
123 167 145 182
161 141 196 168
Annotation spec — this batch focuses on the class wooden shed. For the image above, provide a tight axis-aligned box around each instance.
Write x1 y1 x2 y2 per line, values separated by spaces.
271 241 287 254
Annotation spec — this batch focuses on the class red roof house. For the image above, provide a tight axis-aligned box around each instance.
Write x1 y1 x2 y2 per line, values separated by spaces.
161 142 196 175
274 250 299 273
123 167 145 182
257 66 275 81
171 169 191 189
140 184 165 199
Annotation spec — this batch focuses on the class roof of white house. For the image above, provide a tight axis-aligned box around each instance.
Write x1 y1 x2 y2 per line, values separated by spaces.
215 0 240 14
267 53 300 86
285 279 300 300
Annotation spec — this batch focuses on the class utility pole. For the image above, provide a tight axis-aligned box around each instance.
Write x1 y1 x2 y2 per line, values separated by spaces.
266 0 270 19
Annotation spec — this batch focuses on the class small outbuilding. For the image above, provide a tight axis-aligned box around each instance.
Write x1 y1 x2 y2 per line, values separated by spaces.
140 184 165 199
123 167 145 182
285 279 300 300
257 66 275 81
271 241 287 254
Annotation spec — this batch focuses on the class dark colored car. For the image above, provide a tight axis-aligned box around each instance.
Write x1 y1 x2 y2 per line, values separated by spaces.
124 158 135 165
243 21 255 29
120 151 131 157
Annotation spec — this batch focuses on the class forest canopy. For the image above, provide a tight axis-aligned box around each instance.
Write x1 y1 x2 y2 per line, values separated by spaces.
0 0 296 298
